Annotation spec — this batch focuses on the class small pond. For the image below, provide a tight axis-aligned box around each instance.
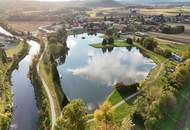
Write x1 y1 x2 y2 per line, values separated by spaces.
57 33 156 112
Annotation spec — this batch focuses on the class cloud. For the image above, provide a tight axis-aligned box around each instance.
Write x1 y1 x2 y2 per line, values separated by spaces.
68 48 155 86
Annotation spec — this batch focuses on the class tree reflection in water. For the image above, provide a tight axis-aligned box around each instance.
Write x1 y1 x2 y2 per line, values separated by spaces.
102 46 114 53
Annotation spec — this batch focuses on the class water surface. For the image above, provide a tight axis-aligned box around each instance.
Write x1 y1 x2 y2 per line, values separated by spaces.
10 40 40 130
57 33 156 111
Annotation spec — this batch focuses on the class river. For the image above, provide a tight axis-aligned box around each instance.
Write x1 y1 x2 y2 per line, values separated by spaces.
10 40 40 130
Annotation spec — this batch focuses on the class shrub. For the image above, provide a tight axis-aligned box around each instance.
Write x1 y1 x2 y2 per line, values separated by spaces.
169 59 190 88
142 37 158 51
126 38 133 45
154 47 172 58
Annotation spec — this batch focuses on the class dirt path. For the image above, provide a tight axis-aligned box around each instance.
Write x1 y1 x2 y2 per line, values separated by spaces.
176 93 190 130
37 39 56 129
152 60 167 82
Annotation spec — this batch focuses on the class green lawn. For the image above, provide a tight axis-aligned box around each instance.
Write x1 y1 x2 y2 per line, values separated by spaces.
157 39 190 56
90 40 130 48
106 89 124 106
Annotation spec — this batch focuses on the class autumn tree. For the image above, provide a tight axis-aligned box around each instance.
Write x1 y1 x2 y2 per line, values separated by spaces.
93 101 118 130
0 48 7 63
121 117 135 130
54 99 87 130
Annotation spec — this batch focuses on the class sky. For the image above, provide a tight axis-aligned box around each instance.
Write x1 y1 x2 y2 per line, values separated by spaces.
1 0 190 2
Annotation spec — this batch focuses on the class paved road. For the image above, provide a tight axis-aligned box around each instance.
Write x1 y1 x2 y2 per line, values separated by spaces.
36 39 56 129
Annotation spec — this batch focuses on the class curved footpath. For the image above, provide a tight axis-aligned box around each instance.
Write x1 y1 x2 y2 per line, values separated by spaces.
36 39 56 129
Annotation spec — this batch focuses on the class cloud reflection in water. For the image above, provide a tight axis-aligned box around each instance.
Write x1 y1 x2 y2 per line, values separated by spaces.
68 47 156 86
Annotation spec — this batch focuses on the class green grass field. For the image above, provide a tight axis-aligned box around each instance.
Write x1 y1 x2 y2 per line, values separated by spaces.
157 38 190 56
39 61 61 115
90 40 130 48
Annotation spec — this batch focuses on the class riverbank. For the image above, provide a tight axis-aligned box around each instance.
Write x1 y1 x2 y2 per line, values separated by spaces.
0 40 28 130
38 39 68 124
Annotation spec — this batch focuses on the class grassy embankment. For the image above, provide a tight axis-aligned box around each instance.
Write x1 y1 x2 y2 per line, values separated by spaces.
39 41 68 116
0 41 28 130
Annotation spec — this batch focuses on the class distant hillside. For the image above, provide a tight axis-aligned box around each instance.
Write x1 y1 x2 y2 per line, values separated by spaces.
83 0 123 7
117 0 190 5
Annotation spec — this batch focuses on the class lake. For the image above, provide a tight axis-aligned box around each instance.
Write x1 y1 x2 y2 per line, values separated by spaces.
57 33 156 112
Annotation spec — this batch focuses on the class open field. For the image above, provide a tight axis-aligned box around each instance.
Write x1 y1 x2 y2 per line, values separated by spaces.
139 6 190 16
8 21 55 32
148 32 190 44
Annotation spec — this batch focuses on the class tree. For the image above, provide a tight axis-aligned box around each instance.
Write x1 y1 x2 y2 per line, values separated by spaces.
57 25 68 44
126 38 133 45
54 99 87 130
142 37 158 51
0 48 7 63
93 101 118 130
104 16 107 21
121 117 135 130
181 48 190 60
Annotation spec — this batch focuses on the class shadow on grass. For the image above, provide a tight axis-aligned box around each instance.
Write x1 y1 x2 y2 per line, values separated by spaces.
115 82 139 103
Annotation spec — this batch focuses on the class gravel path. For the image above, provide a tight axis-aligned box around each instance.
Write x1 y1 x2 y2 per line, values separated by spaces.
37 39 56 129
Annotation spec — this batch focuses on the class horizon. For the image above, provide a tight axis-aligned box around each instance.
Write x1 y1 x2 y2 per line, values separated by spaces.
0 0 190 2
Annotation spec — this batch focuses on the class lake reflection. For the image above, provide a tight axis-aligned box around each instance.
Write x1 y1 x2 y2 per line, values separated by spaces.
68 47 155 86
57 33 155 112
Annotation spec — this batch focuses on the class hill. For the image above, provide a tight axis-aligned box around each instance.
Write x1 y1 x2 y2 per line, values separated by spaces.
83 0 123 7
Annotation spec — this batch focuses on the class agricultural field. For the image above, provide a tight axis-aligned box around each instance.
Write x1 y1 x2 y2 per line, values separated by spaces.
139 6 190 16
8 21 55 32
